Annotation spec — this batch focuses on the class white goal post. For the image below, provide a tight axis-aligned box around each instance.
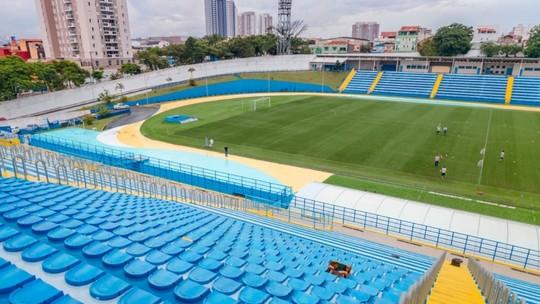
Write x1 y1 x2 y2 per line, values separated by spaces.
242 97 272 112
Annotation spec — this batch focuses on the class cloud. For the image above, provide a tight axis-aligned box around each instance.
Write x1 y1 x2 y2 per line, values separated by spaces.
1 0 538 42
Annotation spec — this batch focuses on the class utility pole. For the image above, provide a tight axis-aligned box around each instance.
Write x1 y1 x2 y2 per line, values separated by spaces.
277 0 292 55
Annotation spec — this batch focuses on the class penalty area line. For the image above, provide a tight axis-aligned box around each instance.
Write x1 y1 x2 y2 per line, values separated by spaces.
478 109 493 185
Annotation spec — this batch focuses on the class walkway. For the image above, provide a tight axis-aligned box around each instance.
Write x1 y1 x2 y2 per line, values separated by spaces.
428 260 485 304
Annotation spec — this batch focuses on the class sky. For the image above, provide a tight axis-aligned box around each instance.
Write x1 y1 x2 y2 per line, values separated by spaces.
0 0 538 41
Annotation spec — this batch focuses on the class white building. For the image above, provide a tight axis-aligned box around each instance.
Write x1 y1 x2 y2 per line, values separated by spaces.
258 13 273 35
237 12 257 37
225 0 237 37
473 26 499 44
352 22 380 42
204 0 227 37
511 24 531 40
35 0 132 68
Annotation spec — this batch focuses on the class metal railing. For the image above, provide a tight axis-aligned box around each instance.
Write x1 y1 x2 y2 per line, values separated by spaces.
468 258 526 304
1 144 539 272
29 133 293 206
401 252 447 304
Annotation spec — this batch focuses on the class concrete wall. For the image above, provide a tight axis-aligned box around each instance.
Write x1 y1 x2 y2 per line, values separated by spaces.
0 55 314 120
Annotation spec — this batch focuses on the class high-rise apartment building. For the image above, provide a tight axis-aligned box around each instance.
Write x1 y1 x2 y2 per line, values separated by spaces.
238 12 257 37
35 0 132 68
258 13 273 35
352 22 380 41
205 0 229 37
225 0 237 37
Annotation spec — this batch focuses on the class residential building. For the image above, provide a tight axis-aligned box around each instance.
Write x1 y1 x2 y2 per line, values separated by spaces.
352 22 380 42
473 26 498 43
372 32 396 53
238 12 257 36
205 0 227 37
35 0 132 68
225 0 237 37
310 37 370 54
258 13 273 35
510 24 531 42
0 37 45 61
394 26 432 52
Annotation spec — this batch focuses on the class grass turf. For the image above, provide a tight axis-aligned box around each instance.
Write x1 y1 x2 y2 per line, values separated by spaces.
141 95 540 225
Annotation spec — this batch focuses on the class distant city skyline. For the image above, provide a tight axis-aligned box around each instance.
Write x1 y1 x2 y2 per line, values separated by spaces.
1 0 538 41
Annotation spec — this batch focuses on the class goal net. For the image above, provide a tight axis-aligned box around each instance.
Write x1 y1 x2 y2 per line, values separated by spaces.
243 97 272 112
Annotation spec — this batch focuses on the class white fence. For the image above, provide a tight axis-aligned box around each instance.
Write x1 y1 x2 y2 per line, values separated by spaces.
0 55 314 120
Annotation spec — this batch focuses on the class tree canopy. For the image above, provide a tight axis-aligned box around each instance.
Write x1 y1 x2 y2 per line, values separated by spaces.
525 25 540 58
119 63 142 75
432 23 474 56
418 37 438 56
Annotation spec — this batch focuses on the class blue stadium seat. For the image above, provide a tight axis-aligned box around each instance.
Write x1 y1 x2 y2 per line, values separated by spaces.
65 263 104 286
8 279 62 304
0 265 34 293
372 71 438 98
148 269 181 289
42 253 80 274
89 274 131 300
124 259 156 278
118 288 161 304
174 279 209 302
343 71 378 94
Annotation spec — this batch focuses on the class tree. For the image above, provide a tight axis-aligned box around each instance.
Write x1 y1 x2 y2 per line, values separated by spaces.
134 47 168 70
274 19 308 54
499 44 522 57
525 25 540 58
82 114 95 126
432 23 473 56
98 90 113 104
91 69 104 82
119 63 142 75
480 42 500 57
418 38 438 56
31 61 62 91
51 60 89 88
97 105 110 118
0 56 35 100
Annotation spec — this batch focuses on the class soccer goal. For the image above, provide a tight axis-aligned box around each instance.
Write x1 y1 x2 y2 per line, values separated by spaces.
242 97 272 112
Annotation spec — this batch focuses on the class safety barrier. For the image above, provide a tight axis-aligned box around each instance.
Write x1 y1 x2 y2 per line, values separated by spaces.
28 133 293 207
1 144 539 272
468 258 525 304
402 252 447 304
128 79 335 106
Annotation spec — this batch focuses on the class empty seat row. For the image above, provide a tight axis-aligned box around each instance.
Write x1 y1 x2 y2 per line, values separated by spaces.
510 77 540 106
0 177 432 303
494 274 540 304
436 74 508 103
343 71 378 94
372 72 438 98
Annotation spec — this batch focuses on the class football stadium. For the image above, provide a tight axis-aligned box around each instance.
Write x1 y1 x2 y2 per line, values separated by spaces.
1 2 540 303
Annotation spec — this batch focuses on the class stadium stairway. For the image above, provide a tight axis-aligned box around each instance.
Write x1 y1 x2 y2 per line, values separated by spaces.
510 76 540 106
435 74 508 103
343 71 379 95
427 260 484 304
0 177 437 304
505 76 515 104
430 74 444 99
339 69 357 93
372 72 439 98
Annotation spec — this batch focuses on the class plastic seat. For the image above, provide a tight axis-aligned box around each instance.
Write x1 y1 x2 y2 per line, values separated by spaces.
62 219 83 229
22 243 58 262
204 291 237 304
305 274 325 286
226 256 246 268
265 281 293 298
174 279 209 302
118 288 161 304
289 278 310 291
17 215 43 227
161 242 185 256
145 250 172 265
312 286 334 301
0 226 19 241
64 234 93 249
82 242 112 258
212 276 242 295
4 234 38 252
4 209 29 220
292 291 320 304
239 286 270 304
180 250 203 263
76 224 99 235
325 281 347 294
336 295 360 304
189 267 217 284
65 263 104 286
243 273 268 288
51 295 82 304
0 265 34 293
267 271 287 283
92 230 115 242
103 249 134 267
219 265 244 279
48 227 76 242
90 274 131 300
266 261 284 272
9 279 62 304
359 284 380 297
43 253 80 274
32 221 58 234
349 290 371 302
207 250 228 261
245 263 266 275
126 243 151 257
284 267 304 279
108 236 132 249
199 258 223 272
166 258 194 275
124 259 156 278
148 269 181 289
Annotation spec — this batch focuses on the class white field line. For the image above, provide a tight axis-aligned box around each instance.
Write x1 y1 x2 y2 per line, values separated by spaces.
478 109 493 185
427 191 516 209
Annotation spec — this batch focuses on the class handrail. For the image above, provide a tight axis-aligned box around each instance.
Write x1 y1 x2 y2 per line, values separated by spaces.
468 258 526 304
401 252 447 304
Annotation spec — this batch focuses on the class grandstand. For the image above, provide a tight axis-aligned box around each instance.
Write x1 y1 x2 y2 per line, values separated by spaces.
510 77 540 106
435 74 508 103
372 72 438 99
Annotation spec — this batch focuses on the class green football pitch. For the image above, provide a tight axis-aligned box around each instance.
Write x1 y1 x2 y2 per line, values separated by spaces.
141 95 540 225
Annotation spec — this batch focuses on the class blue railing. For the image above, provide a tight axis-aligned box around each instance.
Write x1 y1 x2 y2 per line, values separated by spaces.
29 134 294 207
289 197 540 271
127 79 335 106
